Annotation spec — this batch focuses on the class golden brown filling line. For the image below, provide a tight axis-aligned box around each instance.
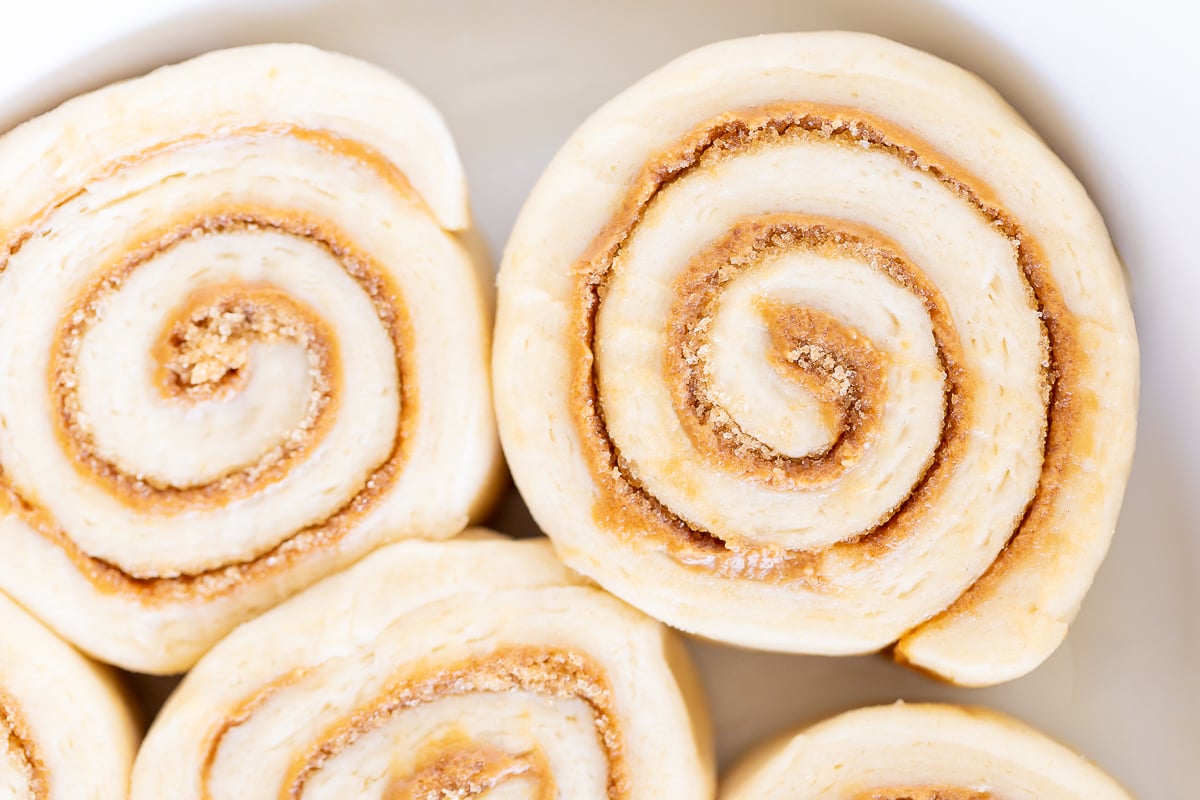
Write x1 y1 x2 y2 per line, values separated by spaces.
855 788 995 800
0 127 430 597
199 667 313 795
0 692 48 799
192 647 625 799
385 732 554 800
57 266 341 507
571 102 1083 593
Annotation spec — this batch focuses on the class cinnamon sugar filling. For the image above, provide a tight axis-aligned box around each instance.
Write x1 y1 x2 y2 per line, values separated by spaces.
0 208 417 598
50 213 382 511
156 283 329 402
666 215 953 492
0 125 430 598
571 102 1079 588
65 277 339 500
856 787 995 800
385 732 554 800
0 692 48 799
197 647 629 799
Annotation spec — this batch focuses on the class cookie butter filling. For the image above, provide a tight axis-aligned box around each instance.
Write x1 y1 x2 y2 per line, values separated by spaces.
570 103 1083 592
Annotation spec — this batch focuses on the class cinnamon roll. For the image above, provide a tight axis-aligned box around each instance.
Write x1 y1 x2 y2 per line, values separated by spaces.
721 704 1131 799
130 533 714 799
0 591 138 799
0 44 500 673
494 32 1138 685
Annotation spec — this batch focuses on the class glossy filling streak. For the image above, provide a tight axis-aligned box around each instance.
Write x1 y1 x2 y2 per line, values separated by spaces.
201 648 625 799
0 693 47 799
0 128 421 600
571 102 1086 590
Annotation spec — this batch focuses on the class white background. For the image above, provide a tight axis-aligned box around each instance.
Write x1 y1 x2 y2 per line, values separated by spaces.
0 0 1196 796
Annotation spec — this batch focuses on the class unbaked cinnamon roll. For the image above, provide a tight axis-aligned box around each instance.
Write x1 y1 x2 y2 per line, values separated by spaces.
721 704 1131 799
130 533 714 799
494 32 1138 686
0 44 500 673
0 590 138 800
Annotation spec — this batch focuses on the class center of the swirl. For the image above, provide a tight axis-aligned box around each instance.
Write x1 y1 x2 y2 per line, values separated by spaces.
665 219 896 492
760 300 884 447
51 276 342 498
158 284 322 401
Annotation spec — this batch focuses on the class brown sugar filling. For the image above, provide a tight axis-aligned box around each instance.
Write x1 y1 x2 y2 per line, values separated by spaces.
571 102 1079 589
0 692 48 799
855 788 995 800
384 732 554 800
251 647 628 799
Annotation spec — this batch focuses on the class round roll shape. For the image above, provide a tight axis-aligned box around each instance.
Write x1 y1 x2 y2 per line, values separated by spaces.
494 32 1138 685
0 45 501 672
0 591 138 800
131 533 714 799
721 703 1131 799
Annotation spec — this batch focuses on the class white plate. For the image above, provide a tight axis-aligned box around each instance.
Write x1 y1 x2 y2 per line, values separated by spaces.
2 0 1196 795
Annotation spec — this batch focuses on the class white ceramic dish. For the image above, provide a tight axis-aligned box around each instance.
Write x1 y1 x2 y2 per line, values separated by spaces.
2 0 1195 795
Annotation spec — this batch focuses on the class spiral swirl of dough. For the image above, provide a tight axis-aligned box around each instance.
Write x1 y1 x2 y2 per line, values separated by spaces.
495 32 1138 686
